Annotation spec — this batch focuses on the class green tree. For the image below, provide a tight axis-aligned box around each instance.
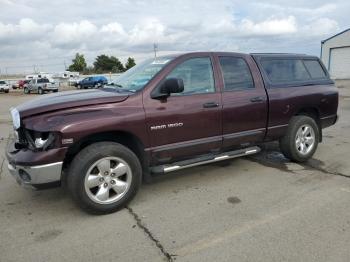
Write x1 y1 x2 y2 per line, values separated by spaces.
93 54 124 73
125 57 136 70
68 53 87 72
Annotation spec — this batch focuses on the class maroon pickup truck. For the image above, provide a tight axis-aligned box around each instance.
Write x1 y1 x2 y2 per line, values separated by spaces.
6 52 338 214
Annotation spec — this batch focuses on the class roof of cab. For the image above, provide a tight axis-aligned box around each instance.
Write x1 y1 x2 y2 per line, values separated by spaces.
251 53 319 60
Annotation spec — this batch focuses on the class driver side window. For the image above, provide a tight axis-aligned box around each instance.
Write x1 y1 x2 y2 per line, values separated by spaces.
167 57 215 95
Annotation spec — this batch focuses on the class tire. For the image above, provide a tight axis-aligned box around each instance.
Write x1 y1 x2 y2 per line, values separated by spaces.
53 89 58 93
38 87 44 95
94 83 99 89
279 115 319 163
5 90 9 93
24 87 30 94
67 142 142 214
77 84 81 89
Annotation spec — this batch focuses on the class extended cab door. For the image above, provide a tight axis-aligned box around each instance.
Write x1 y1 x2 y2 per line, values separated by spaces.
214 54 268 149
143 54 222 164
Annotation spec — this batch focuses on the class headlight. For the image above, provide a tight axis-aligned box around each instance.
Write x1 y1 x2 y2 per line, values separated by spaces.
33 133 56 150
22 130 56 150
35 137 49 148
10 107 20 129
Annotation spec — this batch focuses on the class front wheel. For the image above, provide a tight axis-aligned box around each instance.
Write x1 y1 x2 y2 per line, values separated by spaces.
24 87 30 94
279 115 319 162
38 87 44 95
67 142 142 214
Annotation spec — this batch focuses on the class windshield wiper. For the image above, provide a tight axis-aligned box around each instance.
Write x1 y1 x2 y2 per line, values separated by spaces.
119 89 136 93
107 83 123 88
105 83 136 93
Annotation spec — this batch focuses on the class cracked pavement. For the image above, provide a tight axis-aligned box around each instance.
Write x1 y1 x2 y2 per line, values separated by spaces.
0 85 350 262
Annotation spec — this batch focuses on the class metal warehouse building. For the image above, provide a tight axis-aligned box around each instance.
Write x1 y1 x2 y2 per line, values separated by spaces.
321 28 350 79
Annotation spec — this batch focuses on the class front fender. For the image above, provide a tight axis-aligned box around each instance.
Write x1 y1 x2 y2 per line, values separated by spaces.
22 104 149 148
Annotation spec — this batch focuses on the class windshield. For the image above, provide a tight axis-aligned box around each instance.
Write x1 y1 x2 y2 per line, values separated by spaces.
107 57 174 92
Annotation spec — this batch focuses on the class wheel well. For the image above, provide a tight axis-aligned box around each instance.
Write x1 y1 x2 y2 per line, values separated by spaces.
295 107 322 141
63 131 148 171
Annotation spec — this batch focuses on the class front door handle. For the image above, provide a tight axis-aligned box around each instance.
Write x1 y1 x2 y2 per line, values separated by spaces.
203 102 219 108
250 96 264 103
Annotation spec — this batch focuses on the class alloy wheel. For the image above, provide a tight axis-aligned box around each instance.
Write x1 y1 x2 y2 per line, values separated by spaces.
295 124 315 155
84 157 132 204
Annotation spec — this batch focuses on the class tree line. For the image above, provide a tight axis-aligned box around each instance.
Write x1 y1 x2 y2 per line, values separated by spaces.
68 53 136 74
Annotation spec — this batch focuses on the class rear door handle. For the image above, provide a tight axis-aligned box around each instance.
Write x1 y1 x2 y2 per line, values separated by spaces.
250 96 264 103
203 102 219 108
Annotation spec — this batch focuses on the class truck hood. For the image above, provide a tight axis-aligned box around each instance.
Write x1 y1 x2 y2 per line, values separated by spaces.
17 89 129 118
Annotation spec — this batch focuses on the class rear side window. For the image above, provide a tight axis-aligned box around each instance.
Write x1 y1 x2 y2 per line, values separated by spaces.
304 60 327 79
261 59 310 83
260 58 329 85
219 57 254 91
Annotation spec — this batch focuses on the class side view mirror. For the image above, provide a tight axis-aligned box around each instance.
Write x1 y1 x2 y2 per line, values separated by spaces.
151 78 184 99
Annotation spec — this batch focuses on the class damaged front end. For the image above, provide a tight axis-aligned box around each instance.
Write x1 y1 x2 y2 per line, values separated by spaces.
6 108 65 189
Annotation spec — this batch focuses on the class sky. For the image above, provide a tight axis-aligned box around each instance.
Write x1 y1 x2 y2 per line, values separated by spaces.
0 0 349 74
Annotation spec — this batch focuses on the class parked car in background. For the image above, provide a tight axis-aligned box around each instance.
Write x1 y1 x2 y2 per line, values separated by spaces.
24 78 58 94
12 80 30 89
68 78 80 86
0 80 10 93
6 52 338 214
75 76 108 89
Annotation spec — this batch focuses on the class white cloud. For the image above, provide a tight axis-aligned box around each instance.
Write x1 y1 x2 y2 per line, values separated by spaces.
0 18 51 44
128 18 166 45
301 18 339 36
101 22 126 36
239 16 297 35
51 20 98 48
0 0 348 73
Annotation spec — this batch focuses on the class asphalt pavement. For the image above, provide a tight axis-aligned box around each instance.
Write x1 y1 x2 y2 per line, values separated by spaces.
0 85 349 262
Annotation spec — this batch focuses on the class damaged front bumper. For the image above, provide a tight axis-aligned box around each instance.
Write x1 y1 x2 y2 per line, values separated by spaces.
7 162 63 189
6 139 67 189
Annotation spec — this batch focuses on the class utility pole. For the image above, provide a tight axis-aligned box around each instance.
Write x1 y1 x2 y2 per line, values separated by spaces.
153 43 158 59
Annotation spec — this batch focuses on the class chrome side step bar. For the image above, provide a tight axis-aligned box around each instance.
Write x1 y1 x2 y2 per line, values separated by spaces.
151 146 261 174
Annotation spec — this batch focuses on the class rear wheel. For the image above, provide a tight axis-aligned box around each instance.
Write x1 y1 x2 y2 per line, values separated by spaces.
279 115 319 162
67 142 142 214
38 87 44 95
5 90 9 93
24 87 30 94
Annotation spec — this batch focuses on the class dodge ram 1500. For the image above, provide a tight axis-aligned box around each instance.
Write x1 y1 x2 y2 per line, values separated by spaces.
6 52 338 214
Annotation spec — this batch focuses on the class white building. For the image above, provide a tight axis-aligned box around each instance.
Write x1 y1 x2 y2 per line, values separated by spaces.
321 28 350 79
